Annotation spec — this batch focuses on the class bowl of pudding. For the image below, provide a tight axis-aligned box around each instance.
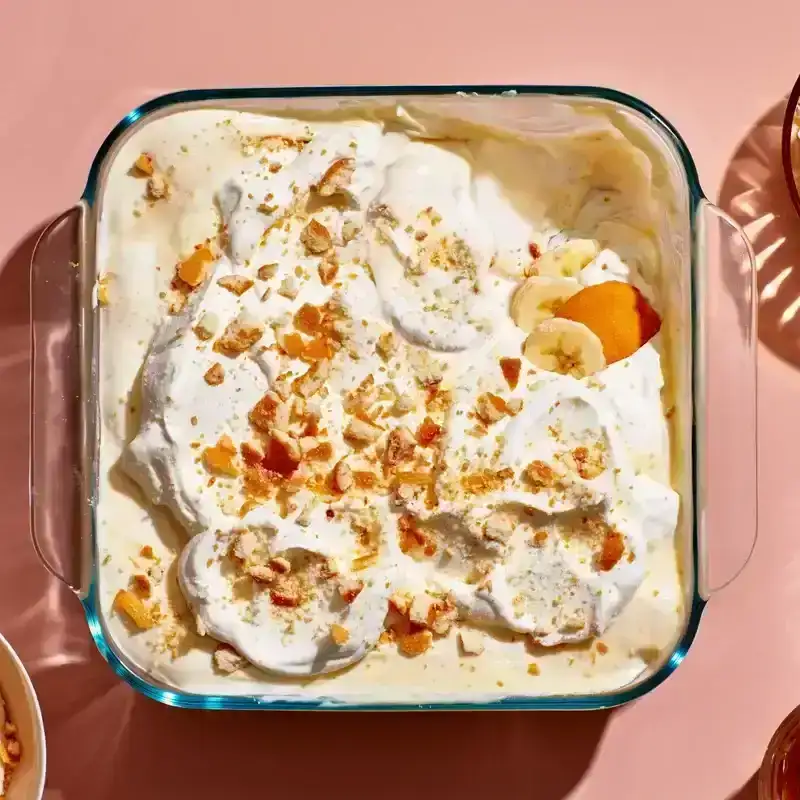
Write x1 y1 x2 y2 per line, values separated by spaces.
0 633 45 798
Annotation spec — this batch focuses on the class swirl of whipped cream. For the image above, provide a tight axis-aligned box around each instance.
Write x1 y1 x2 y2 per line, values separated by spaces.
453 497 649 644
218 122 384 264
366 142 498 352
400 342 678 645
180 521 394 676
124 255 271 533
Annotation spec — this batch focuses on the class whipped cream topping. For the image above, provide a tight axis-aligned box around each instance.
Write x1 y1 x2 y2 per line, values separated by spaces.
98 103 682 697
180 526 394 676
368 142 496 351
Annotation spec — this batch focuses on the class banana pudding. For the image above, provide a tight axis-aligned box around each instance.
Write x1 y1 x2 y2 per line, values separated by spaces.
0 692 22 796
96 101 683 702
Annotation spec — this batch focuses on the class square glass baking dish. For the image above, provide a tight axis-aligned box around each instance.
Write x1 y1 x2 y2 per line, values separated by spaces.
29 85 758 710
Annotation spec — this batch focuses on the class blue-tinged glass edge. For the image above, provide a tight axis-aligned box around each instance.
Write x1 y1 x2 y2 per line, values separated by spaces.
80 84 706 711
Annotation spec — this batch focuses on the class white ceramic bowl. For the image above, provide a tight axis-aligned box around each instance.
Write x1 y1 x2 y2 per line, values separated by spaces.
0 634 45 799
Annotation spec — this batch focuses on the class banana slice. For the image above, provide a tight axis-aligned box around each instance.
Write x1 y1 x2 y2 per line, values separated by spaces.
522 318 606 378
510 276 581 334
528 239 599 278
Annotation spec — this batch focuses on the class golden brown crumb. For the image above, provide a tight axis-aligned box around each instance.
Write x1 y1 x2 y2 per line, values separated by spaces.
506 398 523 415
389 592 411 615
344 416 382 445
249 391 285 432
278 275 299 300
409 593 438 627
568 445 606 480
316 158 354 196
280 331 305 359
376 331 396 360
353 470 378 490
424 383 451 411
524 460 558 490
264 430 301 475
113 589 155 630
476 392 508 425
338 578 364 604
243 465 277 498
460 467 514 496
344 374 379 414
416 416 442 446
429 598 458 635
203 435 239 477
500 357 521 389
330 623 350 645
248 565 276 583
146 172 169 201
398 630 433 657
213 316 265 357
213 643 248 674
240 440 265 465
292 359 331 399
596 530 625 571
204 362 225 386
177 246 214 288
378 630 394 646
342 220 360 243
230 529 259 563
217 275 255 296
257 263 279 281
133 153 154 176
559 611 586 634
332 459 353 493
193 312 219 341
596 641 609 655
351 552 379 572
318 254 339 286
300 219 332 255
270 586 302 607
131 573 152 598
269 556 291 574
293 303 322 334
396 514 436 557
527 662 541 676
306 441 334 461
384 426 416 467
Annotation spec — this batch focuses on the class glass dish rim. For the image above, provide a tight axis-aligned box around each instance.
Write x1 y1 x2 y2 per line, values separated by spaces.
780 73 800 221
79 83 706 711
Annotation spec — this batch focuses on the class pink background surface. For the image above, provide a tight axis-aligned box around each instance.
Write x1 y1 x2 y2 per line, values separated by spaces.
2 1 799 797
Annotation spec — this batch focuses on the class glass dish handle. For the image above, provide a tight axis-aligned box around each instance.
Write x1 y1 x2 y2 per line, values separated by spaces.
696 199 758 599
29 203 90 597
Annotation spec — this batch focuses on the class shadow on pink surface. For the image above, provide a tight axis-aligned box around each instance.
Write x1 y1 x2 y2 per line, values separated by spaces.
715 98 800 800
720 96 800 370
727 773 758 800
5 223 613 798
48 679 612 799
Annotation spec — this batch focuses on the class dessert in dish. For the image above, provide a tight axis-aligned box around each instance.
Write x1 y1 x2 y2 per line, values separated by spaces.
97 101 683 702
0 692 22 796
